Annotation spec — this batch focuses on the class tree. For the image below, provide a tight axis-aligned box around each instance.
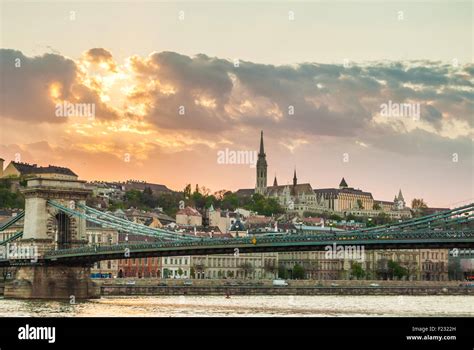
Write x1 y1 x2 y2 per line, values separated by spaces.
373 212 392 225
373 203 381 210
239 262 254 278
264 260 278 278
346 213 357 221
163 268 171 279
0 180 24 209
411 198 429 217
411 198 428 209
357 199 364 209
278 264 288 279
292 264 305 279
190 267 195 279
351 262 366 279
177 268 184 278
244 193 284 216
183 184 192 199
387 260 408 280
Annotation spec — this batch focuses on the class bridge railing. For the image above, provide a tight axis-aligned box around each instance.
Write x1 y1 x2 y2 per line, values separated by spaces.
44 230 474 258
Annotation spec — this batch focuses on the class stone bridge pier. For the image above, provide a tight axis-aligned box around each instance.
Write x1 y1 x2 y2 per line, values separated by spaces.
4 177 99 299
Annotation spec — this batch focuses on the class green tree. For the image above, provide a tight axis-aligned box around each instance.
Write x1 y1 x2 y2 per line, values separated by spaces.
329 214 342 221
244 193 284 216
278 264 288 279
387 260 408 280
373 203 381 210
177 268 184 278
346 213 357 221
292 264 305 279
351 262 366 279
0 180 24 209
357 199 364 209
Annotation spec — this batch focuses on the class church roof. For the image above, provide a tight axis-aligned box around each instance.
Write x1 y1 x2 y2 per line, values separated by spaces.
235 188 255 197
267 183 314 196
314 188 373 198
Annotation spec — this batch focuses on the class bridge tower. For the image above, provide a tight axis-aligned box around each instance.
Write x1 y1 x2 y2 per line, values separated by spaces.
4 177 99 300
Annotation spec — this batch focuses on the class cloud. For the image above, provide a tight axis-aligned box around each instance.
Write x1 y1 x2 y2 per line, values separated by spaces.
0 49 119 123
83 48 118 73
1 48 473 170
123 52 472 155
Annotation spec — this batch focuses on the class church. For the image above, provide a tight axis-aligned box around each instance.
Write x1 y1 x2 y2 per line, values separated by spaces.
236 131 411 219
236 131 324 215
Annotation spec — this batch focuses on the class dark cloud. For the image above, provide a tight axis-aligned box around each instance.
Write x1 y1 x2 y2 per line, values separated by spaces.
134 53 472 147
0 49 118 123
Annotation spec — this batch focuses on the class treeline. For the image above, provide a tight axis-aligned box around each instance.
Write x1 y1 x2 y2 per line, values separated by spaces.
0 179 25 209
303 210 395 225
105 185 284 217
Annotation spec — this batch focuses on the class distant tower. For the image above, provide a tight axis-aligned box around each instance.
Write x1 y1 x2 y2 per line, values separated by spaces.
339 177 348 189
273 175 278 187
293 168 297 186
255 131 267 195
395 189 406 210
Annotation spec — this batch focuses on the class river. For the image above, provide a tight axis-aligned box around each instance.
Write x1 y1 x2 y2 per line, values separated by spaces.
0 295 473 317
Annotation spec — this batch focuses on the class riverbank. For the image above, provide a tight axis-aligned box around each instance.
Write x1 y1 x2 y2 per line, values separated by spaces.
2 279 472 297
97 279 473 296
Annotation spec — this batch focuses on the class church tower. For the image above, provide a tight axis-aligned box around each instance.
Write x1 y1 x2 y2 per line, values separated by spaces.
255 131 267 195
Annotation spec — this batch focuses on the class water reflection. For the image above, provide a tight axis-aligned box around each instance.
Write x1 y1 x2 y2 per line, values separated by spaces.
0 296 472 317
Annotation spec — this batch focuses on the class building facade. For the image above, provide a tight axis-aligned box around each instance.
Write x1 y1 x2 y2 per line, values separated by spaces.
191 253 278 279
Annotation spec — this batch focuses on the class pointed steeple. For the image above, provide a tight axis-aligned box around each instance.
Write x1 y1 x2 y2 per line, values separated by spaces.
259 130 265 155
339 177 348 189
293 168 297 186
273 175 278 187
398 189 404 201
255 130 268 195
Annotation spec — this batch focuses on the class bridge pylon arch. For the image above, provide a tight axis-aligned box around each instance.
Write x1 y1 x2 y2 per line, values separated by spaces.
4 177 98 300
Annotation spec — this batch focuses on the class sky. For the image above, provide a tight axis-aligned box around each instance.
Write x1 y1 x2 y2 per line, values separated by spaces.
0 0 472 208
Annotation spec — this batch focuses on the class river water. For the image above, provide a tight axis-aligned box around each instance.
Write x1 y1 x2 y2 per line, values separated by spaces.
0 295 473 317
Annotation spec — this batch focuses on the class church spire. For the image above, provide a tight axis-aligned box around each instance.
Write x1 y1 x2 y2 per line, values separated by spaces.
255 130 268 195
339 177 348 189
273 175 278 187
259 130 265 155
398 189 404 201
293 168 297 186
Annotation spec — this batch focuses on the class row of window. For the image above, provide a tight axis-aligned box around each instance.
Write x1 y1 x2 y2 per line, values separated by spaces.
164 258 188 265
